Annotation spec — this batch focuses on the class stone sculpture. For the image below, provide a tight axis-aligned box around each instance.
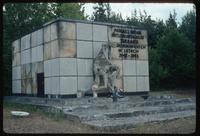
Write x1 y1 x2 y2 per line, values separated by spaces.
92 42 120 98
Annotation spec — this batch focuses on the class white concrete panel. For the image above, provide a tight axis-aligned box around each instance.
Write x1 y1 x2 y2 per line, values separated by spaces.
44 60 51 77
93 42 107 58
51 23 58 41
12 66 21 80
77 23 92 41
26 78 32 94
12 80 21 94
93 24 108 41
60 58 77 76
12 53 20 66
44 25 51 43
112 60 123 77
59 22 76 39
123 76 137 92
44 77 51 94
31 29 43 47
21 34 31 51
137 76 149 92
51 40 59 58
77 59 93 76
12 39 20 53
78 76 93 91
44 42 51 60
21 49 31 64
123 60 136 76
60 77 77 95
59 40 76 58
136 60 149 75
51 59 60 76
51 77 60 94
77 41 93 58
31 45 43 63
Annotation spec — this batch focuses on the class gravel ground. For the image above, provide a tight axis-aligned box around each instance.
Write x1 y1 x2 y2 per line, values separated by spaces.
3 90 196 134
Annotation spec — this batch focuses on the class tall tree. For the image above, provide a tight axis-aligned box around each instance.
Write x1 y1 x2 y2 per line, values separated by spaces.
92 3 109 22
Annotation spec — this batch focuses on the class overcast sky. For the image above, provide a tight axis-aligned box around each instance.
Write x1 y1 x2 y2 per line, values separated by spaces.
83 3 195 24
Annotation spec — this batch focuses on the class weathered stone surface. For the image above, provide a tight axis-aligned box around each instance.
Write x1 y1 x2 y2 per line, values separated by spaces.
44 42 51 60
12 39 20 53
59 40 76 57
44 77 51 94
110 47 122 60
51 77 60 94
32 77 37 94
51 58 60 76
77 23 92 41
60 77 77 95
108 26 121 43
77 41 93 58
111 60 123 77
12 80 21 94
93 24 108 42
51 40 59 59
93 42 107 58
78 76 93 91
137 76 149 91
137 46 148 60
12 52 21 66
21 34 31 51
123 76 137 92
44 60 51 77
31 61 44 78
60 58 77 76
25 78 32 94
31 29 43 47
59 22 76 39
12 66 21 80
31 45 43 63
123 60 136 75
136 60 149 75
21 63 31 79
114 77 123 89
51 23 58 41
21 49 31 64
44 25 51 43
77 59 93 76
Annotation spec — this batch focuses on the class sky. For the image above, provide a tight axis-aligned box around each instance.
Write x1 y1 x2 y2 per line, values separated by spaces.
83 3 195 24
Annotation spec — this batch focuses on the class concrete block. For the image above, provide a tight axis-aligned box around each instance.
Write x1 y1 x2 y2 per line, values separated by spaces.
44 60 51 77
78 76 93 91
108 26 121 43
12 80 21 94
32 61 43 78
114 77 123 89
77 59 93 76
111 47 122 60
12 66 21 80
51 23 58 41
123 76 137 92
51 58 60 76
21 63 31 79
60 58 77 76
111 60 123 77
137 46 148 60
77 23 92 41
93 24 108 41
12 53 21 66
32 77 37 94
21 79 26 94
77 41 93 58
44 42 51 60
44 25 51 43
12 39 20 53
93 42 107 58
31 45 43 63
21 49 31 64
123 60 136 75
59 22 76 39
59 40 76 57
136 60 149 75
26 78 32 94
136 76 149 92
21 34 31 51
51 40 59 59
51 77 60 94
21 64 26 79
60 77 77 95
31 29 43 47
45 77 51 94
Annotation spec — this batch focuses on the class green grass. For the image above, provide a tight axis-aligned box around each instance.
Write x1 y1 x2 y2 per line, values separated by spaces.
3 101 65 121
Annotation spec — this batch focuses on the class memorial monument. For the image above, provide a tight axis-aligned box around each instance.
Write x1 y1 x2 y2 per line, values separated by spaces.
12 18 149 98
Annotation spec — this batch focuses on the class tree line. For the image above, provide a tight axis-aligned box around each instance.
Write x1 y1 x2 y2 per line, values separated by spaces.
3 3 196 95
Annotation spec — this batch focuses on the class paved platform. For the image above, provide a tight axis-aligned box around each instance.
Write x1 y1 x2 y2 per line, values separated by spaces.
4 94 196 131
